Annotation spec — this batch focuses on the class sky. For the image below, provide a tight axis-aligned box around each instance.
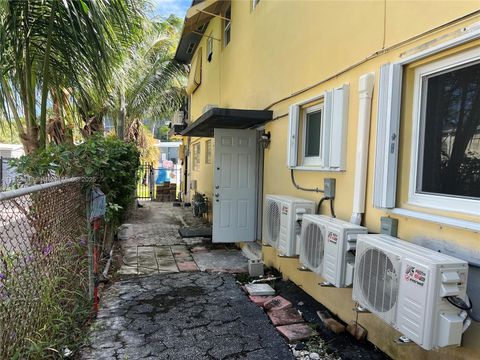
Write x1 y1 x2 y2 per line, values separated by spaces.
148 0 191 19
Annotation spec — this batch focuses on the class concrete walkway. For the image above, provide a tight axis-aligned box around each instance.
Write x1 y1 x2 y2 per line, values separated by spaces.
80 202 294 360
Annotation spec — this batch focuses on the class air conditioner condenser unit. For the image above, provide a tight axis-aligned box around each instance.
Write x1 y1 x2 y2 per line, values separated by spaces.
299 215 367 287
353 234 469 350
263 195 315 257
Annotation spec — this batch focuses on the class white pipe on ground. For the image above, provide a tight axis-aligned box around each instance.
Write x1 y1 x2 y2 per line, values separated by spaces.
351 73 375 225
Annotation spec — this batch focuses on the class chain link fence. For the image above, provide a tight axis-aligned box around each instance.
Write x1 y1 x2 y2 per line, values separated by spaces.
0 177 100 358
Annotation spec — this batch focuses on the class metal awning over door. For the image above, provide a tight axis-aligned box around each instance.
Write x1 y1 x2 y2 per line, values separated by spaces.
181 108 273 137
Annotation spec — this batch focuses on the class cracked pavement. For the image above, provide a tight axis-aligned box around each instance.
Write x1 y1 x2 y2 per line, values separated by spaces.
81 273 293 360
80 203 294 360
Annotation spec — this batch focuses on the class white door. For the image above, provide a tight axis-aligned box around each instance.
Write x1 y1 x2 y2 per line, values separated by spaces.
213 129 257 243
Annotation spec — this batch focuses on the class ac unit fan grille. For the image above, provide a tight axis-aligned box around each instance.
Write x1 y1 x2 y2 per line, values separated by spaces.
303 222 324 270
266 200 281 245
358 248 399 313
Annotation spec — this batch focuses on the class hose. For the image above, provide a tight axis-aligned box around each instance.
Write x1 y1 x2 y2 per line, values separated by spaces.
446 296 472 311
446 295 480 322
329 197 336 218
316 197 328 214
316 197 336 218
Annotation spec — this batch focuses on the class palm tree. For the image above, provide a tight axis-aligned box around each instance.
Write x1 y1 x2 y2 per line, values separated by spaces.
0 0 142 153
113 15 186 140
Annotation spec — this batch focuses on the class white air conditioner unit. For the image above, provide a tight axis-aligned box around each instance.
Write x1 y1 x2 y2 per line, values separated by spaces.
353 234 469 350
299 215 367 287
263 195 315 257
172 111 185 125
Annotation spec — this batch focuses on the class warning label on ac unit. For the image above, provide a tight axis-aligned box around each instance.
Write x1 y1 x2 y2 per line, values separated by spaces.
404 265 426 287
327 231 338 245
282 206 288 215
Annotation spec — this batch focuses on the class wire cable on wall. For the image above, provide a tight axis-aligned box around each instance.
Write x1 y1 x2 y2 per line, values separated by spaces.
290 169 324 193
291 169 337 218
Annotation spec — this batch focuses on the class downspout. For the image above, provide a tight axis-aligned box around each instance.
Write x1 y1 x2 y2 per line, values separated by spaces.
350 73 375 225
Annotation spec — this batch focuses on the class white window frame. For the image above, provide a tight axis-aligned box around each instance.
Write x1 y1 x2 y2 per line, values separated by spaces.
302 104 325 167
287 84 349 171
207 35 213 62
205 139 212 164
373 22 480 227
192 142 201 171
224 7 231 47
409 47 480 215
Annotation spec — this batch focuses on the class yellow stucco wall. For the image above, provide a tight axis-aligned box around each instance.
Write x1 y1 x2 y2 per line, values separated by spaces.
184 1 480 358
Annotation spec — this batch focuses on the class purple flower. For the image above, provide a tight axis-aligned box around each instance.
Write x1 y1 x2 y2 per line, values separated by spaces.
79 238 86 246
43 245 53 256
0 273 5 280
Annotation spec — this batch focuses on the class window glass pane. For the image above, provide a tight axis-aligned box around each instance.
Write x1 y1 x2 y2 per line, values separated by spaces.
224 6 231 46
193 143 201 171
420 61 480 199
205 140 212 164
305 110 322 157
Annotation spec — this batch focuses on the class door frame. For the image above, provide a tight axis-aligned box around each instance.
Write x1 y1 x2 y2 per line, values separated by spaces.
255 127 265 242
210 127 265 243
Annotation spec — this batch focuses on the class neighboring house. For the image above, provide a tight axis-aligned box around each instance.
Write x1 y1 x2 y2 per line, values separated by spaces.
0 143 24 159
155 141 182 165
0 144 24 187
154 141 183 186
174 1 480 358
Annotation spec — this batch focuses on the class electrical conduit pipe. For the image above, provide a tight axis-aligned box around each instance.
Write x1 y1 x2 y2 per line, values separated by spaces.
351 73 375 225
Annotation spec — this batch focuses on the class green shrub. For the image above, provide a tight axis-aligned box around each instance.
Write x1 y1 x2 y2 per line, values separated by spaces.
15 135 140 225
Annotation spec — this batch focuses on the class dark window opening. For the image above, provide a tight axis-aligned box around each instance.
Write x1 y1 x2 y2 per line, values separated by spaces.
224 6 231 47
420 61 480 199
186 42 196 54
305 110 322 157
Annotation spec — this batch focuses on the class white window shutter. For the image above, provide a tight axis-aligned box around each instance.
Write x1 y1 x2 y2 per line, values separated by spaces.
287 105 299 168
373 63 403 208
328 85 349 170
322 90 333 168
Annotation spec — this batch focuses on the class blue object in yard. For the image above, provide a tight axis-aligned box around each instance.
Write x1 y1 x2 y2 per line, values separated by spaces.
156 169 170 184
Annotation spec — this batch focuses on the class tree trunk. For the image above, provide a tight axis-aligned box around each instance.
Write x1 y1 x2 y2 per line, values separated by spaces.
118 87 126 140
80 114 104 138
39 0 57 148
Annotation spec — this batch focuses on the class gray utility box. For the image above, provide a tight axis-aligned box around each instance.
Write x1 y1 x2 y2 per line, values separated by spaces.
380 216 398 237
248 259 264 277
324 178 336 198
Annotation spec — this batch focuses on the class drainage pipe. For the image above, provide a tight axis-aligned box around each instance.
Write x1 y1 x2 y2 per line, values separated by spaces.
351 73 375 225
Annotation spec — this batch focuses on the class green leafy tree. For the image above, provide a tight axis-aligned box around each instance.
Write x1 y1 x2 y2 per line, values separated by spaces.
113 15 186 139
0 0 142 153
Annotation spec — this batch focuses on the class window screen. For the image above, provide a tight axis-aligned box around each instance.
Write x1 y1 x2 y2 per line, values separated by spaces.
205 140 212 164
419 61 480 199
224 6 231 47
305 110 322 157
193 143 201 171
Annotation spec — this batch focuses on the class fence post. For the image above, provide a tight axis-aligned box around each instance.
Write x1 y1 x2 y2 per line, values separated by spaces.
86 188 94 302
149 164 155 201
